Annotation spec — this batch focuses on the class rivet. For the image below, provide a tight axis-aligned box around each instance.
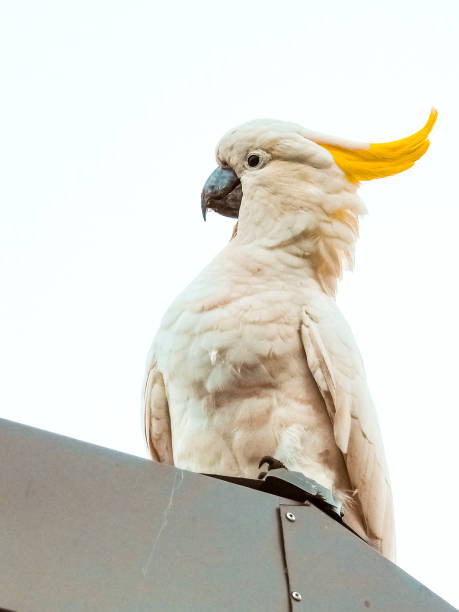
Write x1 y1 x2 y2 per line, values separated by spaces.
291 591 302 602
286 512 296 522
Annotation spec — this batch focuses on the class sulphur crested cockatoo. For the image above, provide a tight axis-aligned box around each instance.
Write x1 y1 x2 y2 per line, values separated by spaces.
144 110 437 560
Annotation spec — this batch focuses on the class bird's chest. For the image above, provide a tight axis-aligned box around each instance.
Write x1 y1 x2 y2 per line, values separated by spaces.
155 279 304 401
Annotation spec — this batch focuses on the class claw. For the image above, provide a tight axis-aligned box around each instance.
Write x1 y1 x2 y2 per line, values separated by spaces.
258 456 286 471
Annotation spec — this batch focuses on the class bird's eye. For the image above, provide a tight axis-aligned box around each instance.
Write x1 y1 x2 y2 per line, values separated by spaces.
247 154 261 168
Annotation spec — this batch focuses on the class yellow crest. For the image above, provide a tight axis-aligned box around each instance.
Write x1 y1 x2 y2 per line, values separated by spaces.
316 109 437 183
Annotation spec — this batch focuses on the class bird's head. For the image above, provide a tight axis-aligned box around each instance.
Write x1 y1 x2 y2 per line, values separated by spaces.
201 110 437 294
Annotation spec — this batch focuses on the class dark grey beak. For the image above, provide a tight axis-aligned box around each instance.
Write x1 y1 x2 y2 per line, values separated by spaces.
201 166 242 221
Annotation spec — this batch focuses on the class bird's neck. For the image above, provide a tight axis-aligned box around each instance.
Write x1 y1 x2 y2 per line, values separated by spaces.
234 194 359 296
232 211 319 281
235 195 311 247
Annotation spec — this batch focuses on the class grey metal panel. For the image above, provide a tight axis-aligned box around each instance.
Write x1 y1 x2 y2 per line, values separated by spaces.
0 419 456 612
279 503 456 611
0 419 289 612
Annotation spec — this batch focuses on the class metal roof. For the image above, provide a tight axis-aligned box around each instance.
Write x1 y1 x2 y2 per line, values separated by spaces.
0 419 456 611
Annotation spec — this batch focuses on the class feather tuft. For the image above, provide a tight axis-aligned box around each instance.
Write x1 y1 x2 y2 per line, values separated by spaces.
315 109 437 183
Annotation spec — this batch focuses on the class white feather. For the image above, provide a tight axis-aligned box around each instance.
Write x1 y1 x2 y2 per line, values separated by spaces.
144 118 394 560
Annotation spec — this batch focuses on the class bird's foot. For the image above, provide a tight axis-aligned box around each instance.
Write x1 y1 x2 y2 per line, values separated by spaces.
257 456 287 479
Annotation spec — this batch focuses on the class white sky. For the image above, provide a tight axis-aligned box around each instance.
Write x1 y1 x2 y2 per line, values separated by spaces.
1 0 459 607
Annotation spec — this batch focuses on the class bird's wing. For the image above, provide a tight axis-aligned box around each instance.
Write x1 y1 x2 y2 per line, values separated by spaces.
144 359 174 464
301 300 395 560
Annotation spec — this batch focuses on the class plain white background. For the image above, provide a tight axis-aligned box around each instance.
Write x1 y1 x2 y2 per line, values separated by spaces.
1 0 458 607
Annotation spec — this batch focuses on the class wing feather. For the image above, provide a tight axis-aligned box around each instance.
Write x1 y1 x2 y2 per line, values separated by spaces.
144 360 174 464
301 303 395 560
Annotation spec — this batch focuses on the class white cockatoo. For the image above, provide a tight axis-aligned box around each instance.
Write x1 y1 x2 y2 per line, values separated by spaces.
144 110 437 560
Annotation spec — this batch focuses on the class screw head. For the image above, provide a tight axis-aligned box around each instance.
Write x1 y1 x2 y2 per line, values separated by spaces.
286 512 296 522
291 591 302 602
